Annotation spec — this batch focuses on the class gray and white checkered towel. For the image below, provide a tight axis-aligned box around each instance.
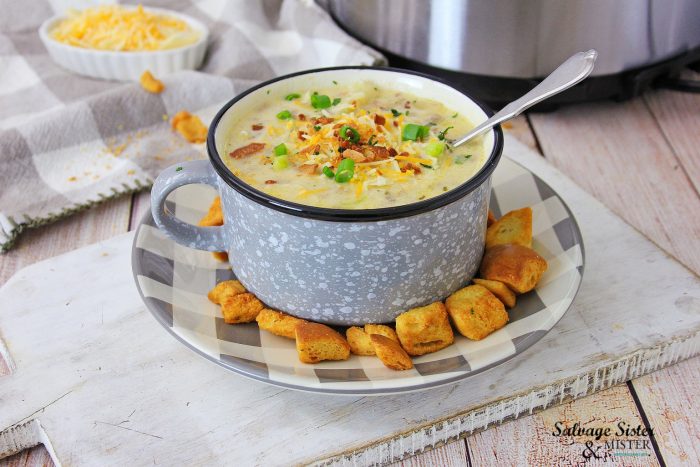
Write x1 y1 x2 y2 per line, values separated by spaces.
0 0 384 251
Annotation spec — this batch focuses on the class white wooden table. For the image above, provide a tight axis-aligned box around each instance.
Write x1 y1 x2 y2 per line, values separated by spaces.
1 81 699 466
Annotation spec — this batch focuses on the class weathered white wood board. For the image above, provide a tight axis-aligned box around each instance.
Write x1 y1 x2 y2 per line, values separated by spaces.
0 136 698 466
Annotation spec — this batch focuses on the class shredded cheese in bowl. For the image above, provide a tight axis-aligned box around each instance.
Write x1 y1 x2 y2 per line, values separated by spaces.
49 4 200 51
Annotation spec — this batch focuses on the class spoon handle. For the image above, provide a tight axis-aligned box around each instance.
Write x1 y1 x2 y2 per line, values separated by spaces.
452 49 598 147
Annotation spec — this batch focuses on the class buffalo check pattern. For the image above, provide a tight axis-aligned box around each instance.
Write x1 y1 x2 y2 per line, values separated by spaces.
0 0 383 251
131 157 585 395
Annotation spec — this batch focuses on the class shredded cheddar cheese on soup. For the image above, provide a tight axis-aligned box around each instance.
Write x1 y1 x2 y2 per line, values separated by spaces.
221 81 488 209
50 4 200 51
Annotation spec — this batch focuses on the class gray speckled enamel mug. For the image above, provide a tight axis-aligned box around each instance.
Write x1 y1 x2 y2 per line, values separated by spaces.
151 67 503 325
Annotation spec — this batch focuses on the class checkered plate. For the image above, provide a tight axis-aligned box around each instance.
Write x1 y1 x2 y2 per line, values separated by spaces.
132 157 584 395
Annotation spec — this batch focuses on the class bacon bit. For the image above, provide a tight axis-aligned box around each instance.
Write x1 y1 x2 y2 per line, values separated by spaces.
264 180 277 184
338 140 363 152
298 164 318 175
392 120 399 127
251 124 264 131
314 116 334 125
404 101 411 109
344 149 367 163
297 130 308 141
298 114 306 121
332 123 343 129
229 142 265 159
362 146 392 162
373 114 386 126
389 148 398 157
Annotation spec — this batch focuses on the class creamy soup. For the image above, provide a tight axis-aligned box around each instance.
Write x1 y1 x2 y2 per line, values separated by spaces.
221 81 487 209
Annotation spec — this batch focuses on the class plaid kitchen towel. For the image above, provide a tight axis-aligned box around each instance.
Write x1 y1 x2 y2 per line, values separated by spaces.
0 0 384 251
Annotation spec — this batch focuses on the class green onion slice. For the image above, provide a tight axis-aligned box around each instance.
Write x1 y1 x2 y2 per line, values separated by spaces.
402 123 430 141
425 141 445 157
332 97 341 106
339 125 360 143
334 158 355 183
322 166 335 178
273 143 287 156
311 93 332 109
285 93 301 101
272 154 289 170
276 110 292 120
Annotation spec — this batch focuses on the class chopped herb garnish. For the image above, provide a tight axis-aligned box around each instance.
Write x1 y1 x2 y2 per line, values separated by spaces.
451 112 458 118
273 143 287 156
276 110 292 120
340 125 360 144
334 158 355 183
332 80 338 85
272 154 289 170
311 93 332 109
420 163 433 169
454 154 473 164
285 93 301 101
332 97 341 106
405 110 410 116
338 146 346 153
425 141 445 157
367 135 377 146
390 108 402 117
175 166 183 172
470 307 475 315
438 126 454 141
402 123 430 141
266 90 270 95
443 186 449 192
313 125 322 131
322 166 335 178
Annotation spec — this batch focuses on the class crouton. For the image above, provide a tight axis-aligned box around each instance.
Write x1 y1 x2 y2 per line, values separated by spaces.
370 334 413 371
445 285 508 340
485 207 532 248
139 70 164 94
207 280 246 304
487 210 497 227
395 302 454 356
212 251 229 262
220 292 264 324
364 324 399 343
472 278 517 308
198 197 228 262
295 322 351 363
198 196 224 227
480 244 548 293
171 110 208 143
346 326 375 356
256 308 306 339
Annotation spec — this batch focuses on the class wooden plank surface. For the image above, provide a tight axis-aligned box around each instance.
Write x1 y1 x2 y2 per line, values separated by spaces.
1 94 698 467
631 355 700 465
643 73 700 195
466 385 660 466
528 97 700 275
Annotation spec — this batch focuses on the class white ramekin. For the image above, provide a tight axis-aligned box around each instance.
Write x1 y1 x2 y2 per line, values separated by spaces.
38 6 209 81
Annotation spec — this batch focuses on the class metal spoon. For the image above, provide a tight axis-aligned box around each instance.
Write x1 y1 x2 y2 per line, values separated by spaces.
452 49 598 147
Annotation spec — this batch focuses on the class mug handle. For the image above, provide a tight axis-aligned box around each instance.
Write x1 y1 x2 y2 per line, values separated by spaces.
151 160 227 252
